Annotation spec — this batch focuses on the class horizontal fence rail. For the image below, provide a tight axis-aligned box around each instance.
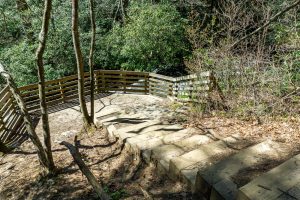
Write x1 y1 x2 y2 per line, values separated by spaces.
0 69 211 152
173 71 211 102
18 70 149 112
0 86 27 152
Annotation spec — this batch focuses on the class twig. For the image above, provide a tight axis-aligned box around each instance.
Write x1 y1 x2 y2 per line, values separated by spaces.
230 0 300 50
139 185 153 200
257 184 271 191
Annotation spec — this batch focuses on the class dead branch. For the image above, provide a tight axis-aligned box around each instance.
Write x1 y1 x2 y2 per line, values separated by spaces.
139 185 153 200
230 0 300 49
60 140 110 200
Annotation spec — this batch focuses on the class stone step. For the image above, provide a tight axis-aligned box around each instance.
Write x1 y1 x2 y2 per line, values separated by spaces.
141 128 198 163
126 124 183 150
100 113 148 127
169 135 253 186
151 133 217 174
94 109 121 122
195 140 291 199
237 154 300 200
99 113 150 141
94 105 121 121
114 120 163 140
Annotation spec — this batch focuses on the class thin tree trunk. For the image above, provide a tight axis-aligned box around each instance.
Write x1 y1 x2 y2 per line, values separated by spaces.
1 10 7 32
230 0 300 50
60 140 111 200
88 0 96 123
36 0 55 173
71 0 93 127
16 0 34 41
120 0 126 25
0 63 50 171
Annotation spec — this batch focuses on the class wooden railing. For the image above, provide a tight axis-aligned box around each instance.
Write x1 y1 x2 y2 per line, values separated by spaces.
0 69 211 152
18 70 149 112
0 86 27 152
149 73 175 97
173 71 211 102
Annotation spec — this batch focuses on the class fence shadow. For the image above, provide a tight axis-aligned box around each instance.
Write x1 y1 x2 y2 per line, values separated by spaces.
30 92 113 117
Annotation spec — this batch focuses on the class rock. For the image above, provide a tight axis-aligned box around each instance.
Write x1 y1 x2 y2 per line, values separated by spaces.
61 130 77 138
5 163 15 170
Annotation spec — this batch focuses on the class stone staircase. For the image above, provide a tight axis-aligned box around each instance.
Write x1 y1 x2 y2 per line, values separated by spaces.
95 107 300 200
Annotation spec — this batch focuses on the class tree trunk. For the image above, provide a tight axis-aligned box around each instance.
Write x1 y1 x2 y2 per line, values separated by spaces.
0 63 50 172
71 0 93 127
88 0 96 123
15 0 34 41
36 0 55 173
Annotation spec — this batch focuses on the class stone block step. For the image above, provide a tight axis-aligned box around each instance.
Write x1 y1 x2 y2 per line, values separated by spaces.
237 154 300 200
99 113 150 141
152 134 216 174
195 140 291 199
94 105 121 121
127 124 183 150
169 135 253 185
141 128 198 163
114 120 163 140
100 113 148 128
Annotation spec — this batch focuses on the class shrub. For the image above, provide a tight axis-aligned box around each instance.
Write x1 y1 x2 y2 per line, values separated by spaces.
106 3 189 72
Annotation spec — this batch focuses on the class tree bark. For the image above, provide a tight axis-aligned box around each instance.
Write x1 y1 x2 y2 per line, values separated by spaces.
71 0 93 127
88 0 96 123
0 63 50 171
230 0 300 50
36 0 55 173
60 140 110 200
16 0 34 41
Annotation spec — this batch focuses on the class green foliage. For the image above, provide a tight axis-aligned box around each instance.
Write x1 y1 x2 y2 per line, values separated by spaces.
0 0 115 86
105 3 189 71
0 41 38 86
104 186 127 200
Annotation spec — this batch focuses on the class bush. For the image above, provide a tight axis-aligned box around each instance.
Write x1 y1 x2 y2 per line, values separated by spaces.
106 3 189 72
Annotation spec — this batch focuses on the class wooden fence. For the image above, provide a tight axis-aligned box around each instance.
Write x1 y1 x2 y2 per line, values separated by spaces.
0 86 27 152
18 70 149 112
173 71 211 102
0 69 211 152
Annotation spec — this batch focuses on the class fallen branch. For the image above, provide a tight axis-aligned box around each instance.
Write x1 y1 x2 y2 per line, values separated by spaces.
60 140 110 200
139 185 153 200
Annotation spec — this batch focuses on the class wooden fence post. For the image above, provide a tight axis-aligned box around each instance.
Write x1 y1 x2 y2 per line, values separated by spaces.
122 72 126 94
59 80 66 103
94 71 98 94
145 74 148 94
102 71 106 93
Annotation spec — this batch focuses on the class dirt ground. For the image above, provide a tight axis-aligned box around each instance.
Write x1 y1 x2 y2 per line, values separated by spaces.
0 94 192 200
